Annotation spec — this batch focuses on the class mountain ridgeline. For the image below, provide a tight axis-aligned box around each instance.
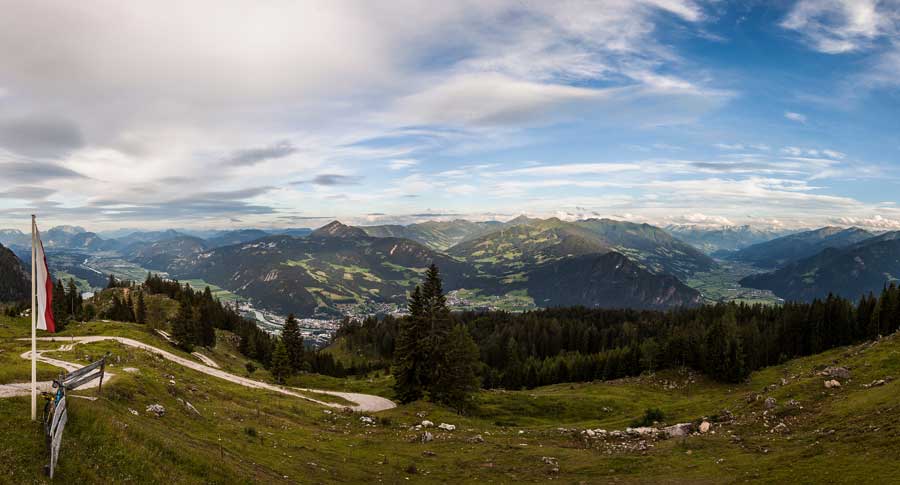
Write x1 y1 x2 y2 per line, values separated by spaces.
741 231 900 302
164 219 708 314
730 226 873 268
0 243 28 302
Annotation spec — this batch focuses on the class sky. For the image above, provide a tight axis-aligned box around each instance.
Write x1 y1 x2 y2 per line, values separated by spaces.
0 0 899 232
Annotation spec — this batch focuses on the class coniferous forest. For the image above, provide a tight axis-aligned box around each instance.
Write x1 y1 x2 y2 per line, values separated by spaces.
338 279 900 388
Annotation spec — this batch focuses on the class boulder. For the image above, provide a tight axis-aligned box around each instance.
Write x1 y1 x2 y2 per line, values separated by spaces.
360 416 376 425
824 366 851 379
764 397 777 409
468 434 485 443
662 423 693 438
626 427 656 437
421 431 433 443
145 404 166 417
699 421 711 433
824 379 841 389
437 423 456 431
421 420 434 428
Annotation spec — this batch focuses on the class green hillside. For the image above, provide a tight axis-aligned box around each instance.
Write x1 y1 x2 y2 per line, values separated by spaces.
2 314 898 483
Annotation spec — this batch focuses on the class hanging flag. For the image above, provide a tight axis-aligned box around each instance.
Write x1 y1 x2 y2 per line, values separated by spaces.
34 221 55 333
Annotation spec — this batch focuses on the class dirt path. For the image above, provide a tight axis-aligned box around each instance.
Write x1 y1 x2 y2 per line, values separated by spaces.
2 336 395 412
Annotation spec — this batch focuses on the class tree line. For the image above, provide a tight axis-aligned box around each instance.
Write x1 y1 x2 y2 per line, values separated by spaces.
337 277 900 388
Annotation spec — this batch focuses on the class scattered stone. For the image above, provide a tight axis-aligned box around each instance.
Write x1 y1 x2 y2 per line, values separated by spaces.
415 411 427 418
176 398 201 416
421 420 434 428
123 367 139 373
128 408 139 416
824 379 842 389
780 378 789 386
699 421 711 434
788 399 801 408
823 366 851 379
772 423 789 434
662 423 693 439
145 404 166 417
764 397 777 410
422 450 436 457
541 456 560 473
865 379 886 388
626 427 656 437
421 431 433 443
323 409 333 415
360 416 376 425
437 423 456 431
468 434 485 444
168 379 176 386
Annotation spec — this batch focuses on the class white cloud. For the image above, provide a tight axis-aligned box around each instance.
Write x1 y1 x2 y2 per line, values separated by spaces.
781 0 891 54
388 159 419 170
785 111 808 123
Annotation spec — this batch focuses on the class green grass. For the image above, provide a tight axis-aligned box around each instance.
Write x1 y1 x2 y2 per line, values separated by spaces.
182 279 245 303
3 314 900 483
687 261 784 305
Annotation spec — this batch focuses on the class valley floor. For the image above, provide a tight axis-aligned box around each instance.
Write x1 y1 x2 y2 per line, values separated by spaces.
0 316 898 483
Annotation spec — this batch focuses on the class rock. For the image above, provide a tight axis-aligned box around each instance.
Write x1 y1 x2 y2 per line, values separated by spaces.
788 399 801 408
323 409 333 415
422 450 436 457
699 421 711 433
177 398 201 416
662 423 693 438
421 420 434 428
360 416 376 425
869 379 886 388
145 404 166 417
541 456 560 473
780 378 789 386
764 397 777 409
421 431 433 443
824 366 851 379
123 367 139 373
468 434 485 443
437 423 456 431
128 408 139 416
626 427 656 436
415 411 427 418
825 379 841 389
584 429 596 438
772 423 789 434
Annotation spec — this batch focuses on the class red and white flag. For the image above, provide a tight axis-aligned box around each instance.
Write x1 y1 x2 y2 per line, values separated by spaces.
33 222 55 333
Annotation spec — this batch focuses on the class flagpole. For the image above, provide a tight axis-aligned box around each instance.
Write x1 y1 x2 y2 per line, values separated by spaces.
31 214 37 421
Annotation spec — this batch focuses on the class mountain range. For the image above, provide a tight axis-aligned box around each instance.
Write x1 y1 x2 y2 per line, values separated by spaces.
665 224 795 255
741 231 900 302
5 217 900 313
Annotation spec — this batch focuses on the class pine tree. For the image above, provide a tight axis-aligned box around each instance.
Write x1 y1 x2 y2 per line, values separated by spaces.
172 298 196 352
136 291 147 324
392 286 427 403
430 324 481 411
270 341 291 384
281 313 305 371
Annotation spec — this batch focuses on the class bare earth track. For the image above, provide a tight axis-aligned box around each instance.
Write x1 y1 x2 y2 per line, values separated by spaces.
0 336 395 412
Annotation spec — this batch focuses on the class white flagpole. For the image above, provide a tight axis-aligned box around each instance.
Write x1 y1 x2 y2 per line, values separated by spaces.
31 214 37 421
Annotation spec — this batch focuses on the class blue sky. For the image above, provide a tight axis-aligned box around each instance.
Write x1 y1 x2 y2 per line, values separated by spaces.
0 0 898 231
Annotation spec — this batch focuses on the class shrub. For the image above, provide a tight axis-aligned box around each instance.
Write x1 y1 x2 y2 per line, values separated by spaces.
630 408 665 427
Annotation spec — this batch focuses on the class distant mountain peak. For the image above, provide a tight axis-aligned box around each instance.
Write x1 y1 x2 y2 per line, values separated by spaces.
311 221 368 239
49 225 87 235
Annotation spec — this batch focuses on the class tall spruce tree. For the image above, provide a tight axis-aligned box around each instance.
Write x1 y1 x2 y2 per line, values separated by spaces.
281 313 305 371
393 286 427 403
172 298 196 352
430 324 481 411
270 341 291 384
392 264 481 408
135 291 147 324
